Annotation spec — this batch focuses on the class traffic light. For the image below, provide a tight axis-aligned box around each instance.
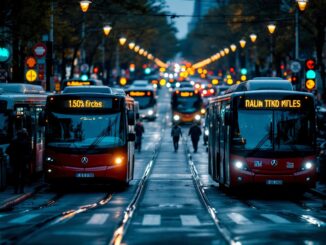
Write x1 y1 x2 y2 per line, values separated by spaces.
305 58 316 90
229 67 235 73
290 74 299 84
93 67 99 74
240 68 247 75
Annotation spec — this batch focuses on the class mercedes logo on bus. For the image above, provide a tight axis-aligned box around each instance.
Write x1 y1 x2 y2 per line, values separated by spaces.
81 156 88 165
271 160 278 167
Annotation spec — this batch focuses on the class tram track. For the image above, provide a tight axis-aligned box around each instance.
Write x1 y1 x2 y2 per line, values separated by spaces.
109 117 166 245
4 192 113 244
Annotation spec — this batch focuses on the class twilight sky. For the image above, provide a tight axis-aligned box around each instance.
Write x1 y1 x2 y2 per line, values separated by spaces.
164 0 194 40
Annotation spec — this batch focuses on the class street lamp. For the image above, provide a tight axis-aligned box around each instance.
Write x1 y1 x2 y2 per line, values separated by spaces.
134 45 140 52
220 50 225 57
267 23 276 34
119 36 127 46
79 0 91 65
230 44 237 52
103 24 112 36
267 23 276 75
239 39 246 48
249 34 257 43
128 42 135 50
295 0 309 60
224 48 230 55
297 0 308 11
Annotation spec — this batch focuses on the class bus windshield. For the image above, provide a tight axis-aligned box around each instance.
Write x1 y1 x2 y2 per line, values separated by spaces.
172 94 202 113
46 112 125 149
134 96 154 109
233 109 315 153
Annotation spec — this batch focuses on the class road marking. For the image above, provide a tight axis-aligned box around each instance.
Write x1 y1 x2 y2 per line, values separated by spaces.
227 213 252 225
180 215 201 226
87 213 109 225
301 215 325 227
261 214 290 224
142 214 161 226
10 214 40 224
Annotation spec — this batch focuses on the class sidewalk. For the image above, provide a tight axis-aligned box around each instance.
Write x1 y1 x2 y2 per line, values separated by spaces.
0 182 44 211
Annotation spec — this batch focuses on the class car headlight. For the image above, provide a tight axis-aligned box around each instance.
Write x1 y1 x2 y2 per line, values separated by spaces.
195 114 201 121
148 110 154 115
45 156 55 163
201 108 206 114
205 129 209 136
176 82 180 88
173 114 180 121
302 161 314 171
166 83 171 88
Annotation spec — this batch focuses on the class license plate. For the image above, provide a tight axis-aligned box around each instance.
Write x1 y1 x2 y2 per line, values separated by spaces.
266 180 283 185
75 173 94 178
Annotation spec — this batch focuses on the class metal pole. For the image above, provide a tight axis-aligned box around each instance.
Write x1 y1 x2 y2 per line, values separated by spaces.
81 16 85 64
115 43 120 83
295 9 299 60
102 37 105 80
270 36 274 76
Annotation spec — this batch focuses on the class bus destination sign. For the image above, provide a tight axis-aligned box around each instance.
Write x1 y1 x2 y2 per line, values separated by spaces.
66 81 91 86
66 99 111 109
129 91 146 97
245 99 301 109
180 92 193 97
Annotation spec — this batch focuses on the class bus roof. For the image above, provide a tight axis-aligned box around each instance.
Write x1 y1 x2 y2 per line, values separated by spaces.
62 86 112 94
224 79 293 94
0 83 45 94
126 84 155 91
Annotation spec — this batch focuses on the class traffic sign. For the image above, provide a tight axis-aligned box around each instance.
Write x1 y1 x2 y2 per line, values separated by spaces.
0 47 10 63
25 56 37 68
290 61 301 73
26 69 37 82
33 42 47 58
80 64 89 73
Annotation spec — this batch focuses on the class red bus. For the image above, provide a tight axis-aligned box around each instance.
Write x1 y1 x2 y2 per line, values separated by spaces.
43 89 136 185
207 80 316 189
171 88 203 123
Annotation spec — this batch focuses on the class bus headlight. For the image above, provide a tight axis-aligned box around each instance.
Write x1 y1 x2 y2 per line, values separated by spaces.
234 161 248 170
205 129 209 136
195 114 201 121
302 161 314 171
173 114 180 121
114 157 123 165
201 108 206 114
147 110 154 116
176 82 181 88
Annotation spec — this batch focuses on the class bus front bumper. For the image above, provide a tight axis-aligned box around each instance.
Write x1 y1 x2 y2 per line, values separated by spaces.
230 170 316 188
45 164 127 183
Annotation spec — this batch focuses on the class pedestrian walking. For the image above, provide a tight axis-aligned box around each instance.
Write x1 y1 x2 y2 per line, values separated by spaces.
171 124 182 152
6 128 32 194
135 120 145 153
188 122 202 153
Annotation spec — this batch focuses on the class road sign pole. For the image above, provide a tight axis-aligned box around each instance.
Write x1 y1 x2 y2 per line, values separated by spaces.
46 41 53 92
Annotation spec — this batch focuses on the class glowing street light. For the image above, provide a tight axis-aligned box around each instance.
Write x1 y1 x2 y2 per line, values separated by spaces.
79 0 91 12
224 48 230 54
230 44 237 52
134 45 140 52
239 39 246 48
249 34 257 43
103 24 112 36
119 37 127 46
267 23 276 34
128 42 135 50
296 0 309 11
220 50 225 57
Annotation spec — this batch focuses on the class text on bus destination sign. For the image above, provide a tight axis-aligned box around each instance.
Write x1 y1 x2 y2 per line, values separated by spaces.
245 99 301 108
68 99 104 108
130 91 146 96
67 81 91 86
180 91 193 97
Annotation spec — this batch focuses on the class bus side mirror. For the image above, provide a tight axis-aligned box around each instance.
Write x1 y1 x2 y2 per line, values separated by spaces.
38 111 46 126
128 133 135 142
127 110 135 125
224 110 231 125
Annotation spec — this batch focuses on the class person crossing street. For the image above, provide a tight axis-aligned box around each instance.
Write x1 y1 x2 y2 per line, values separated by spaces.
188 122 202 153
171 124 182 152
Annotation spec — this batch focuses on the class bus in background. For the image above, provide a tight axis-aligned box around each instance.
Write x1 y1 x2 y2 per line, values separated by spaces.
171 88 203 124
43 89 136 186
125 85 157 121
207 79 316 190
0 83 47 179
61 78 103 91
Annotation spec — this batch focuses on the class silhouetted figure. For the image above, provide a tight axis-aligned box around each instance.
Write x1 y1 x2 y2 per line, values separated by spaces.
171 124 182 152
6 128 32 194
135 121 145 153
188 123 202 153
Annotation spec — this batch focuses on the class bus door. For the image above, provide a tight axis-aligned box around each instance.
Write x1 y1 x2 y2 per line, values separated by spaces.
219 102 230 185
224 105 231 186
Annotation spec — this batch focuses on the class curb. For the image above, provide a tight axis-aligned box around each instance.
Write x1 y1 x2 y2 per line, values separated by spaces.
0 184 44 211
